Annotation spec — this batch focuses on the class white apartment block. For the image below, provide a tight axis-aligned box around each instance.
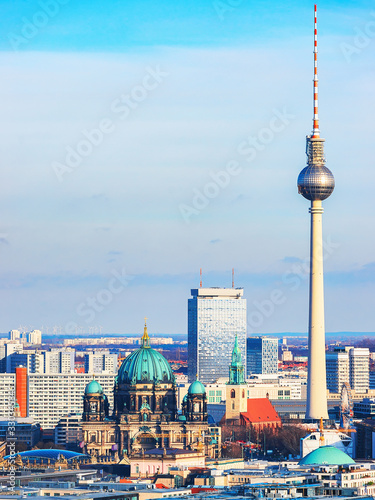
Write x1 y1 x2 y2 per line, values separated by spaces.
43 349 75 374
28 373 115 429
0 374 16 416
8 330 21 341
326 347 370 395
84 350 118 374
27 330 42 345
0 373 116 430
349 347 369 394
326 350 349 393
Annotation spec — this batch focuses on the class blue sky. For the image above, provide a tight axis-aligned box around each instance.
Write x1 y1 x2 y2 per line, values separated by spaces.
0 0 374 335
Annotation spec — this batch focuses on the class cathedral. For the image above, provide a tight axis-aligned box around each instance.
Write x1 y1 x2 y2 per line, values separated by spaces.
81 322 221 460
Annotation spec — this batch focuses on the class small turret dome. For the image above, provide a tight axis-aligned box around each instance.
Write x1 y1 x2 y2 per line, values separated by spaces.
188 380 206 395
85 379 103 395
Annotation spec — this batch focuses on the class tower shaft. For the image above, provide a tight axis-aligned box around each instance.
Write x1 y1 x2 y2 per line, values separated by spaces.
306 199 328 419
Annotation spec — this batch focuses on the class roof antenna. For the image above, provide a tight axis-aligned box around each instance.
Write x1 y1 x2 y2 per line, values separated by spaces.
200 268 202 288
312 4 320 139
232 268 234 288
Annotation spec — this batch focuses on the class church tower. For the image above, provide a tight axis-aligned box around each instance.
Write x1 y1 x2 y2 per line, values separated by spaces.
82 377 108 422
225 335 247 421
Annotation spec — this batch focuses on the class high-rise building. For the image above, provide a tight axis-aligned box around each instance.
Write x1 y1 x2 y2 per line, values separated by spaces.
326 348 349 394
0 373 16 413
188 287 246 384
246 336 278 377
349 348 369 394
5 342 23 373
27 330 42 345
84 350 118 374
43 348 75 374
8 330 21 341
297 5 335 420
326 347 369 395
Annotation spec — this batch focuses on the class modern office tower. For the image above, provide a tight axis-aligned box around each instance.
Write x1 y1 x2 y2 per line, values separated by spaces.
349 348 369 394
43 348 75 374
246 336 278 377
188 287 246 384
326 348 349 394
9 330 21 341
297 6 335 420
84 350 118 374
5 342 23 372
27 329 42 345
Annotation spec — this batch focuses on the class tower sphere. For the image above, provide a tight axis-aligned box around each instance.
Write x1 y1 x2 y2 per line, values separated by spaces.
297 165 335 201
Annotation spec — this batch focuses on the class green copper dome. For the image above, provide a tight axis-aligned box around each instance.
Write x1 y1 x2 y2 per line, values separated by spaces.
85 379 103 395
188 380 206 395
299 446 355 466
117 322 175 385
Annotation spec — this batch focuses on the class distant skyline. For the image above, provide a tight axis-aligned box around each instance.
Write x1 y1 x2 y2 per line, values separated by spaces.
0 0 374 334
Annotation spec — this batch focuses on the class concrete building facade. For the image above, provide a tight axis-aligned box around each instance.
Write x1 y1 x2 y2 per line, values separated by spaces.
246 337 278 377
188 287 246 384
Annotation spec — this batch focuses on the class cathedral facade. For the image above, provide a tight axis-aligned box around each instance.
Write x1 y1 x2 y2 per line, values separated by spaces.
81 322 221 460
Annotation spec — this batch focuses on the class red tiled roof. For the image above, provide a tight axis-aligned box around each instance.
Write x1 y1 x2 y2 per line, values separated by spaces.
240 398 281 424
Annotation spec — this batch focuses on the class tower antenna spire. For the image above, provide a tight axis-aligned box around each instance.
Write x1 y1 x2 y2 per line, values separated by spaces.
312 4 320 138
200 268 202 288
297 5 334 422
232 268 234 288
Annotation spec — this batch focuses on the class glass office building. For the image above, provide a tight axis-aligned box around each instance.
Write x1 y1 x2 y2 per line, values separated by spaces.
188 288 246 384
247 336 278 377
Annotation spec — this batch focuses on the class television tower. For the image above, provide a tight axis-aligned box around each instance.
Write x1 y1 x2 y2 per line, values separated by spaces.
297 5 335 420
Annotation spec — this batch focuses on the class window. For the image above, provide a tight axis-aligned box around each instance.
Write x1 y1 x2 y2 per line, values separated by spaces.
231 389 235 398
